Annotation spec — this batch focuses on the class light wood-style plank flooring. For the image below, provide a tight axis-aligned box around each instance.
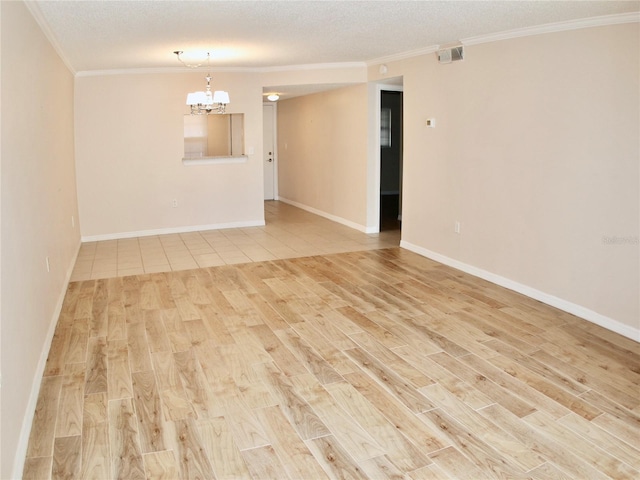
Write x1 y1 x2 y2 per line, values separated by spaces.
24 214 640 479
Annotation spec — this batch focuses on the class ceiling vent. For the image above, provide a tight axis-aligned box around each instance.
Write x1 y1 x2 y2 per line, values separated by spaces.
437 45 464 64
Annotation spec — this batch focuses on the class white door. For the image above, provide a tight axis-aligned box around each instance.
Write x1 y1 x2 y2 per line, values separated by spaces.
263 104 275 200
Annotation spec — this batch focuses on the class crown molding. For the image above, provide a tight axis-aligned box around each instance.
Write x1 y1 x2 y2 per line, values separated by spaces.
366 46 440 67
23 0 77 75
75 61 367 77
461 12 640 46
366 12 638 67
257 61 366 73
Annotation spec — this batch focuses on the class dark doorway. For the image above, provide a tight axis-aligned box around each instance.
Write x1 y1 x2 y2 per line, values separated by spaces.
380 90 403 231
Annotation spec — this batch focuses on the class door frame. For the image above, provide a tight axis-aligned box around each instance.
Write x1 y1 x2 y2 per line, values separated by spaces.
366 81 404 233
263 102 279 200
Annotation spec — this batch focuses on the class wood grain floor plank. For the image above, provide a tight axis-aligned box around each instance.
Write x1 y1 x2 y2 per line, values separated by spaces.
393 346 493 410
420 382 544 472
52 435 82 480
524 409 638 480
173 349 216 420
241 444 291 480
143 309 173 353
65 319 89 364
344 347 435 414
275 328 344 385
55 371 85 437
108 398 145 479
293 319 358 375
84 336 108 395
160 308 194 352
107 338 133 400
26 375 63 458
127 321 153 373
540 330 639 393
132 370 167 453
421 408 531 478
80 397 110 479
338 306 407 349
484 351 602 420
558 411 640 470
198 416 252 480
484 339 590 397
219 394 270 451
305 435 370 480
458 352 577 420
407 462 452 480
343 369 446 454
249 323 309 376
429 351 536 418
398 314 470 358
140 278 164 311
325 380 432 472
173 418 216 480
532 348 640 411
44 326 71 377
142 450 180 480
23 457 53 480
291 374 386 462
254 405 331 479
349 331 433 389
253 361 331 441
89 279 109 338
107 300 126 341
527 461 576 480
428 445 494 480
358 454 406 479
479 403 611 480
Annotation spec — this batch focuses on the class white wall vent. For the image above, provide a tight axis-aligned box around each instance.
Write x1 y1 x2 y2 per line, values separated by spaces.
437 46 464 64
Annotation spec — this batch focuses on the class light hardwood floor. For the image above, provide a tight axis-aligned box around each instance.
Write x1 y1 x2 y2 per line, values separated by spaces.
24 216 640 479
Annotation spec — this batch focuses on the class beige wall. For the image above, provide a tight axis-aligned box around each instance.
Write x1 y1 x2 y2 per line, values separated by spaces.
277 84 369 228
75 71 265 239
370 23 639 335
1 2 80 477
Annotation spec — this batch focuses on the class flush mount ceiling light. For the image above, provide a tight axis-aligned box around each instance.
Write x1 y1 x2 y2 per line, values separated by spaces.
266 93 280 102
174 51 230 114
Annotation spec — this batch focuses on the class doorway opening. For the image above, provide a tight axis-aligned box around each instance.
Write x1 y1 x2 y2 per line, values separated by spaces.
379 90 403 231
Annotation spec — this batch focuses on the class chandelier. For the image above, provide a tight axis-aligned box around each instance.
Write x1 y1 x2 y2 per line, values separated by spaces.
174 51 230 115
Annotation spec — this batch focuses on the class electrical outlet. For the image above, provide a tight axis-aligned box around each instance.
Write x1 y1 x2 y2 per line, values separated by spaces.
454 221 461 234
46 256 51 272
172 199 178 208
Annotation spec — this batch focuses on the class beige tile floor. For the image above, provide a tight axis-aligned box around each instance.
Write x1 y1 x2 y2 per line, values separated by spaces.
71 201 401 281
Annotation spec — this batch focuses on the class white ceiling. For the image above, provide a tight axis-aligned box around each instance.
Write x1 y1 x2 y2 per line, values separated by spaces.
31 0 638 73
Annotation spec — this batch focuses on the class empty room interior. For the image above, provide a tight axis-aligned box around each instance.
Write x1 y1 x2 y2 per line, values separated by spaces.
1 1 639 479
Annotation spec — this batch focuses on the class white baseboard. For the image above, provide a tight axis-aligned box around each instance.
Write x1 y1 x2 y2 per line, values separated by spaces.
13 238 83 480
278 197 369 233
400 240 640 343
81 219 266 242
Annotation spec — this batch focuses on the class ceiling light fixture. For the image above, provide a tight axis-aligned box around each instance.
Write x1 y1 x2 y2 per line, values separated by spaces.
267 93 280 102
174 51 230 114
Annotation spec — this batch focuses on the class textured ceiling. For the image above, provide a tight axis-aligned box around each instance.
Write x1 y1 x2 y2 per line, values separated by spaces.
31 0 639 73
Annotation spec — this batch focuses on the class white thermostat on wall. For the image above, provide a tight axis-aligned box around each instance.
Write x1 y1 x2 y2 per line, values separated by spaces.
426 118 436 128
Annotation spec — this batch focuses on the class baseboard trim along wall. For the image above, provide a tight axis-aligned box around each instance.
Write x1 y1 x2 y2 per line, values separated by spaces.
81 220 266 242
400 240 640 343
278 197 371 233
13 239 83 480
